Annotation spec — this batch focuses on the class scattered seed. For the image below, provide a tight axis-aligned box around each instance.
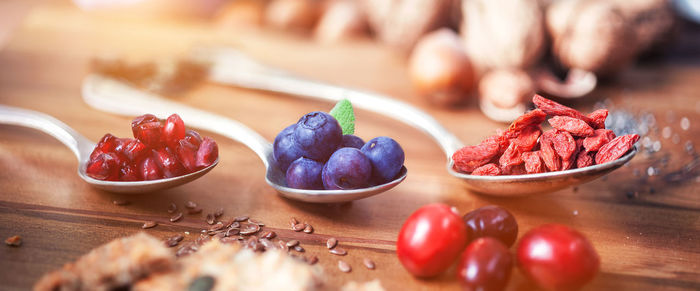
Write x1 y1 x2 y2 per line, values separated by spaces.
142 221 158 229
248 218 264 226
220 237 237 244
176 243 198 257
167 202 177 213
308 256 318 265
290 217 299 227
363 258 375 270
195 234 212 245
326 238 338 249
338 260 351 273
261 231 276 239
214 208 224 218
294 245 305 252
171 234 184 242
223 218 236 228
330 247 347 256
5 235 22 247
112 200 129 206
225 228 240 237
278 240 289 252
208 223 224 232
293 223 305 232
286 240 300 247
170 212 183 222
260 238 275 250
185 201 197 209
234 216 249 222
239 224 260 235
206 214 215 225
303 224 314 234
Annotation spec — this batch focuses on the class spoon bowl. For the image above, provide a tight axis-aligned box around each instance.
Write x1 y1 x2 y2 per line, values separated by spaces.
0 105 217 193
195 46 638 196
81 74 406 203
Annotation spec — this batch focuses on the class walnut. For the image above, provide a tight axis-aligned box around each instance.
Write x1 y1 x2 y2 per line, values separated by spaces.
359 0 459 50
547 0 638 75
314 0 369 43
461 0 546 73
408 29 475 107
265 0 322 33
478 69 533 122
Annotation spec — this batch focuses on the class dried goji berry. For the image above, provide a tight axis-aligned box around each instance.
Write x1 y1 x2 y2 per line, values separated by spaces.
576 152 594 168
522 151 545 174
486 133 511 155
499 142 523 173
539 134 561 171
472 163 501 176
510 125 542 152
533 94 592 124
508 109 547 133
506 164 527 175
583 129 615 152
453 138 501 173
548 116 595 137
586 109 609 129
551 130 577 160
595 134 640 164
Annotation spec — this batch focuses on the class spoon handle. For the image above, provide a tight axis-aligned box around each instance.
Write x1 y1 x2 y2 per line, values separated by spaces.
81 74 274 167
0 105 95 161
197 47 465 159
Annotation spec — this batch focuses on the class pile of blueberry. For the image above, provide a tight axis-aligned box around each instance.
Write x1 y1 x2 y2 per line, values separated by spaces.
273 111 404 190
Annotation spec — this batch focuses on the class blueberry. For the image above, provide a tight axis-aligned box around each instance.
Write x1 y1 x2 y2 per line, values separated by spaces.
322 148 372 190
294 111 342 161
286 157 324 190
273 124 303 172
341 134 365 149
361 137 405 184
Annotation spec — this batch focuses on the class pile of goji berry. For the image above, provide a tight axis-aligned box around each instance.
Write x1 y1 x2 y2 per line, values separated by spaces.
453 95 640 176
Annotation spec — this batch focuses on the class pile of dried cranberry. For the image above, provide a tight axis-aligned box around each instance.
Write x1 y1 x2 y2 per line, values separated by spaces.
86 114 218 181
453 94 640 175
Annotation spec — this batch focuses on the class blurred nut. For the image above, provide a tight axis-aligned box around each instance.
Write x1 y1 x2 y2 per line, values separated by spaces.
216 0 268 28
409 29 475 107
547 0 638 75
461 0 545 72
612 0 675 53
479 69 534 109
360 0 459 51
314 0 369 43
265 0 321 33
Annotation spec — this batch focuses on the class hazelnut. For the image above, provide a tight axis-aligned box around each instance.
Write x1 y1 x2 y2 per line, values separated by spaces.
408 29 475 107
461 0 545 72
479 69 534 110
314 0 369 43
265 0 321 33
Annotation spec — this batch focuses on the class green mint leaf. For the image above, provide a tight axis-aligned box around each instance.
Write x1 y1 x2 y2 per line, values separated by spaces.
329 99 355 135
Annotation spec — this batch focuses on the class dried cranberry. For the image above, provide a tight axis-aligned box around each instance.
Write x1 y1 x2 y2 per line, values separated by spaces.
462 205 518 247
163 114 186 148
152 148 185 178
139 155 163 180
195 137 218 169
86 152 120 181
522 151 544 174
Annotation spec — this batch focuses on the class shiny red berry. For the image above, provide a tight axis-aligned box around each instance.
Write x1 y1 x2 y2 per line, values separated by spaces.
163 114 186 148
195 137 218 169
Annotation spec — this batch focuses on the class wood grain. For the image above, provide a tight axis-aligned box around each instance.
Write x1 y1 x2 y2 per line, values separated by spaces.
1 1 699 290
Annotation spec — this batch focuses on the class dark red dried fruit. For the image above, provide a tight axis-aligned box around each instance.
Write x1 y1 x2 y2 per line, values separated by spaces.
509 125 541 152
472 163 501 176
195 137 219 169
551 131 577 161
595 134 640 165
540 135 561 172
508 109 547 133
499 143 523 173
453 138 501 173
548 116 595 137
522 151 544 174
533 94 592 124
163 114 186 148
583 129 616 152
586 109 608 129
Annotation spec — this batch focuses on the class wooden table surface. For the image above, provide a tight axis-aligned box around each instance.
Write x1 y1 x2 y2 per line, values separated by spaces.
1 1 699 290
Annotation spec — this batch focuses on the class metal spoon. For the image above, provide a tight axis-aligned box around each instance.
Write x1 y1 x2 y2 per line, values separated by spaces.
81 74 407 203
0 105 217 193
194 47 637 196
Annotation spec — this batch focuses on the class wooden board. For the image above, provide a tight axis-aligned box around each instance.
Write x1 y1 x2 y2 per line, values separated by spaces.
0 1 699 290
